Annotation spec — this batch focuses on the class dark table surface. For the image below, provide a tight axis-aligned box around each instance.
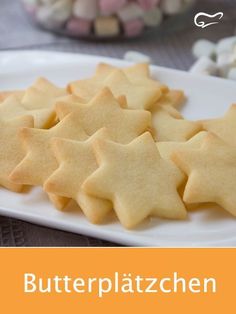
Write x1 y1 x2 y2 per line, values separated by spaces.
0 0 235 246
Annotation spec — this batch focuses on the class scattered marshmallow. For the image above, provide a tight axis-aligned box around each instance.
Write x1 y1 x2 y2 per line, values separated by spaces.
191 34 236 81
94 16 120 37
217 52 236 77
189 56 218 76
124 51 152 63
192 39 216 59
216 36 236 55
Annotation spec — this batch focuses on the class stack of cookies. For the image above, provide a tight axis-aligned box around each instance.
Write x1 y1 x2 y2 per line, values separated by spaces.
1 63 236 229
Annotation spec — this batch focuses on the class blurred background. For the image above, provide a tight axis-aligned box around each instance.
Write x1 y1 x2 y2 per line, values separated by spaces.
0 0 235 71
0 0 235 246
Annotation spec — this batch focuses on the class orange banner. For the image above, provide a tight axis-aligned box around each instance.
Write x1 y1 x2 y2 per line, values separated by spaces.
0 248 235 313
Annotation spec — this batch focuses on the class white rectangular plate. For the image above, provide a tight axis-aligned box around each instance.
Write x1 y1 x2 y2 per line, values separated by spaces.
0 50 236 247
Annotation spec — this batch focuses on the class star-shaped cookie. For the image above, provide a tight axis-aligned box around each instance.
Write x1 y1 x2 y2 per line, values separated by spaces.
157 131 208 211
101 70 162 110
68 63 167 104
151 105 201 142
200 104 236 146
0 115 34 192
22 77 67 110
0 115 33 128
157 131 208 161
69 68 162 110
56 88 151 144
44 129 112 224
83 132 186 228
0 90 24 103
9 110 88 209
172 133 236 216
55 92 127 121
96 62 150 78
0 95 56 129
32 77 66 95
96 63 169 93
150 89 186 111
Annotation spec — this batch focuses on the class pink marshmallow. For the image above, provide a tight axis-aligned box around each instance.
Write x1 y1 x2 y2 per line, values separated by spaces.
66 17 92 36
123 18 144 37
137 0 160 11
99 0 127 15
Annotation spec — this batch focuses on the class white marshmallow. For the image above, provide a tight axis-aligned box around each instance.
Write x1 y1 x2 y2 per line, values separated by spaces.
118 3 143 22
143 8 163 27
189 56 218 76
124 51 152 63
216 36 236 55
217 52 236 77
160 0 184 15
37 0 72 28
227 68 236 81
73 0 98 20
192 39 216 59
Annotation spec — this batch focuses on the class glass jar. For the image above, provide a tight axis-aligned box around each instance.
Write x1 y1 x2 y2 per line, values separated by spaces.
22 0 196 39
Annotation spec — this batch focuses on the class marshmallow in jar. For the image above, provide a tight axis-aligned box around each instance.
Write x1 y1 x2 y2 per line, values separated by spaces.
22 0 195 38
